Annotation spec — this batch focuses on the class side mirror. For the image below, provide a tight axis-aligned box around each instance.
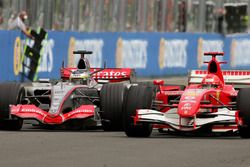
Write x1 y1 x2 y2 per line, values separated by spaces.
153 80 164 86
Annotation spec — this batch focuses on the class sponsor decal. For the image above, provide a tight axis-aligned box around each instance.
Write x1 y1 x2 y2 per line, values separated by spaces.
197 38 224 68
67 109 93 117
54 90 65 94
183 96 196 103
184 89 204 96
68 37 104 68
184 96 195 100
159 38 188 69
116 37 148 68
21 108 47 117
91 70 127 78
70 72 89 79
163 91 183 96
181 103 192 111
230 39 250 67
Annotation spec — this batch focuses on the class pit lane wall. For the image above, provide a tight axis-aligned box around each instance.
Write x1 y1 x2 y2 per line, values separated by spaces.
0 30 250 81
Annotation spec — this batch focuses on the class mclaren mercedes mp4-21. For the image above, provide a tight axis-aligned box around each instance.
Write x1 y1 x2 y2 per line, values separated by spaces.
0 50 135 130
123 52 250 138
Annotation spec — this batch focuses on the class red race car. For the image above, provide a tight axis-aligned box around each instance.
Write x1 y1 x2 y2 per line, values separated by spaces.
123 52 250 138
0 50 135 130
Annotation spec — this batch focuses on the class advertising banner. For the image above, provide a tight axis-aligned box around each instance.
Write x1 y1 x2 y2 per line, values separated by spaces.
0 30 249 81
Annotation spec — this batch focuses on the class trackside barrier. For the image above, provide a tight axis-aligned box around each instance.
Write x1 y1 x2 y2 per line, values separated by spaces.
1 30 250 81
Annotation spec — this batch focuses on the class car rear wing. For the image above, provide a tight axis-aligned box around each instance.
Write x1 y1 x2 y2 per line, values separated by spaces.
188 70 250 85
61 68 136 83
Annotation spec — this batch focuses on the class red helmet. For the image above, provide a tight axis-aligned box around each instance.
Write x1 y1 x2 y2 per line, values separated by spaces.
201 74 222 89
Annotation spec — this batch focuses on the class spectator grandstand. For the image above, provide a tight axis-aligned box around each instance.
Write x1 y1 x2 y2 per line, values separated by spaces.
0 0 249 34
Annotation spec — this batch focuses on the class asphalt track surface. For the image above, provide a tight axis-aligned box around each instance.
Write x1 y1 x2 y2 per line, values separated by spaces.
1 77 250 167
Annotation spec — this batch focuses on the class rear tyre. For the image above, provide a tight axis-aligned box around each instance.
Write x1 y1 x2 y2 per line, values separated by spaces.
0 82 24 130
100 83 128 131
237 88 250 138
123 85 155 137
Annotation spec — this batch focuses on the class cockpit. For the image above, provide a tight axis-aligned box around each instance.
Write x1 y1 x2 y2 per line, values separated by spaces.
68 50 97 86
70 70 90 85
201 74 222 89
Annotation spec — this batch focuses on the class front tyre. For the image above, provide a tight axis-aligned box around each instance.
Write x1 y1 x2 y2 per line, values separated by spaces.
100 83 128 131
123 84 155 137
0 119 23 131
238 126 250 138
0 82 24 130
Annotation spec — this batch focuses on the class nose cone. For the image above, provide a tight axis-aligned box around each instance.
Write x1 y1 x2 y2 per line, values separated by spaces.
177 89 206 117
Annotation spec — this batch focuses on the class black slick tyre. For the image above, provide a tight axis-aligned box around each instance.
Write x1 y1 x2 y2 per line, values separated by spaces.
0 82 24 130
238 126 250 138
123 85 155 137
100 83 127 131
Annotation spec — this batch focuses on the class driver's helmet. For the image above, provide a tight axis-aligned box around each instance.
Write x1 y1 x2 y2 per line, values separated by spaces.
201 74 222 89
70 71 90 85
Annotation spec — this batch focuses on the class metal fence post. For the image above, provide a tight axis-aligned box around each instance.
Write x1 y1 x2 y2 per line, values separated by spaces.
198 0 206 32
